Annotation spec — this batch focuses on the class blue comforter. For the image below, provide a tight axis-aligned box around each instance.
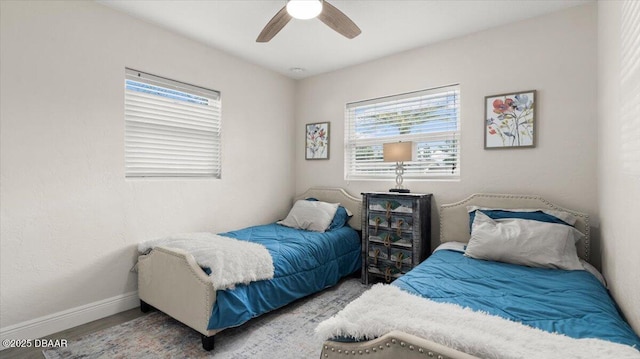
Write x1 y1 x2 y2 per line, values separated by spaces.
393 249 640 348
207 223 361 330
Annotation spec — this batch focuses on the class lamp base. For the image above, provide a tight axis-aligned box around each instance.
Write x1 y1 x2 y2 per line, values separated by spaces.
389 188 410 193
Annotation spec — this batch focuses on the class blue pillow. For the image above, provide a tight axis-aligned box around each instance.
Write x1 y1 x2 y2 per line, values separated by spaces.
306 198 352 230
468 209 573 234
329 206 352 230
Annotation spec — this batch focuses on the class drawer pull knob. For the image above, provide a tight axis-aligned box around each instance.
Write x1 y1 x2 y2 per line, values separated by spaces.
383 233 391 247
395 252 404 269
373 248 380 265
396 219 404 236
373 217 381 235
385 267 392 283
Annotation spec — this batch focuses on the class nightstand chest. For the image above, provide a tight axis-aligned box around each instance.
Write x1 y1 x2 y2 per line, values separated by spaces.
361 192 432 284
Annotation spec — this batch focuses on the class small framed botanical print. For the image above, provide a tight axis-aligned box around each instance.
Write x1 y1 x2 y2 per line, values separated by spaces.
485 90 536 149
305 122 330 160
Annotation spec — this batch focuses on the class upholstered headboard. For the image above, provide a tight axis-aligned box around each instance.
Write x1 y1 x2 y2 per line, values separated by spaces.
294 187 362 231
440 193 591 262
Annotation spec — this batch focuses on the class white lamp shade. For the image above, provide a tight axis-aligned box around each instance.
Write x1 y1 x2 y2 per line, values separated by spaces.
286 0 323 20
383 142 413 162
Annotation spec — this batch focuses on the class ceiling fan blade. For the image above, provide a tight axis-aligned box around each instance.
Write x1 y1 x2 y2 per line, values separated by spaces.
318 1 361 39
256 6 292 42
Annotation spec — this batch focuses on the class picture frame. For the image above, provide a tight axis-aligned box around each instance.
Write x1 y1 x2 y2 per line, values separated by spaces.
305 122 330 160
485 90 536 149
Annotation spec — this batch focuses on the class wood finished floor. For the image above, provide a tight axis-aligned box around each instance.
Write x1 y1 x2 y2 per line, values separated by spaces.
0 308 145 359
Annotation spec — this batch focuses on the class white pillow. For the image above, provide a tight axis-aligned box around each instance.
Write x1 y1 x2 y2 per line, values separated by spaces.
277 200 339 232
464 211 584 270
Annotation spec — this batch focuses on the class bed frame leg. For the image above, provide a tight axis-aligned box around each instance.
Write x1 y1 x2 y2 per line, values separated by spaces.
201 334 215 351
139 300 153 313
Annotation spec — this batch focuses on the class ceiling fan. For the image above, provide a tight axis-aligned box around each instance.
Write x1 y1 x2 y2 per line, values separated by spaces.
256 0 361 42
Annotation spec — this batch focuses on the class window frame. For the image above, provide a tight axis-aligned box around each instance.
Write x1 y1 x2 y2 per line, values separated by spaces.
344 84 460 181
124 68 222 179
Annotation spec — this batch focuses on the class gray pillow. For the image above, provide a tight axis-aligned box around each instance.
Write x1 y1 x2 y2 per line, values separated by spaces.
277 200 339 232
464 211 583 270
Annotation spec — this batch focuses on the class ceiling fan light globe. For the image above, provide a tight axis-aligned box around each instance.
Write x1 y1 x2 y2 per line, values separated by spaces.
286 0 323 20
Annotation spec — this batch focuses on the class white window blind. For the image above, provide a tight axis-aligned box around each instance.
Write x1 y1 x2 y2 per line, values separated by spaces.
345 84 460 180
125 68 221 178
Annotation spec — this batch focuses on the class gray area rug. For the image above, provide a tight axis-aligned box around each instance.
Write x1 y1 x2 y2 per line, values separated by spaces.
43 278 369 359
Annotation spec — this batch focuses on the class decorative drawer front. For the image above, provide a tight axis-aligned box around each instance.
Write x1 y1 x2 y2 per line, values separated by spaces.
368 243 389 265
368 213 413 232
368 248 413 274
369 197 414 214
368 230 412 247
367 263 403 283
390 248 412 268
388 215 412 231
367 260 412 282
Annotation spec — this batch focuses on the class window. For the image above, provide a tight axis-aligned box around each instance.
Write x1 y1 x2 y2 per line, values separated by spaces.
124 68 221 178
345 84 460 180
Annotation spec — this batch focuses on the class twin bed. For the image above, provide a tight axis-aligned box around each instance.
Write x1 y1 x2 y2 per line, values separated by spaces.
137 189 640 357
318 193 640 358
137 187 363 350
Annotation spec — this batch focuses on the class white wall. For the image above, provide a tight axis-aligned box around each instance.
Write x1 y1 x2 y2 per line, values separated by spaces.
0 0 295 333
295 4 599 261
597 0 640 334
5 0 636 343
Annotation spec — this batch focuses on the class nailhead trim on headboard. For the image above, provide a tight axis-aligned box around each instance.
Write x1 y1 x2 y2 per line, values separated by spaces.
322 338 454 358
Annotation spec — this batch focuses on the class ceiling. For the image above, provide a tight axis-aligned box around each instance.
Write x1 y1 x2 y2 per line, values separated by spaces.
98 0 591 79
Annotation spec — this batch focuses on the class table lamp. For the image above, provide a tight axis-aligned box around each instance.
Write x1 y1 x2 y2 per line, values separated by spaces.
383 141 413 193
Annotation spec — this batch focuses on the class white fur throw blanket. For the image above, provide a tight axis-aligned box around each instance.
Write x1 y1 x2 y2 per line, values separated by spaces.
138 233 274 290
316 284 640 359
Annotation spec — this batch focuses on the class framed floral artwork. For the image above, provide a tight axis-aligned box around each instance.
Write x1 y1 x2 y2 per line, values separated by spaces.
485 90 536 149
305 122 330 160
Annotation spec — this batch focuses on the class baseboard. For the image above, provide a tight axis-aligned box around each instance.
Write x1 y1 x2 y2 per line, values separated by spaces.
0 291 139 350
